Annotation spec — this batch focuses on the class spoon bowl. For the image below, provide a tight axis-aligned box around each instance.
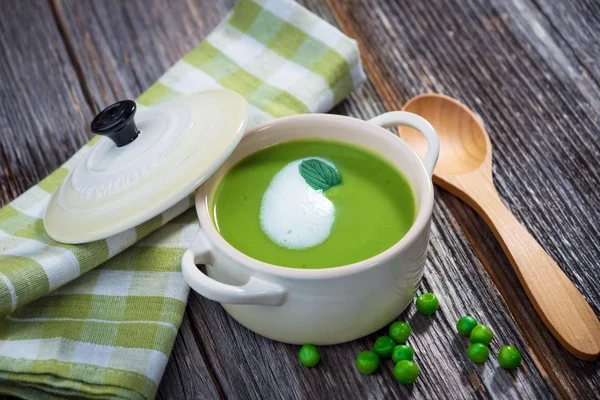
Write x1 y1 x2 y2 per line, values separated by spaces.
402 94 489 177
401 93 600 361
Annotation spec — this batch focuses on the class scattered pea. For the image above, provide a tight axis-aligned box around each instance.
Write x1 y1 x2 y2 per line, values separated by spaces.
393 360 420 384
356 351 380 374
456 316 478 336
389 321 412 344
466 343 489 363
373 336 395 358
469 324 493 345
416 293 439 315
391 345 414 363
498 345 522 369
298 344 320 367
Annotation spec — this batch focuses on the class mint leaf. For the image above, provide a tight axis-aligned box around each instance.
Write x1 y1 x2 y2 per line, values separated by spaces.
299 159 341 191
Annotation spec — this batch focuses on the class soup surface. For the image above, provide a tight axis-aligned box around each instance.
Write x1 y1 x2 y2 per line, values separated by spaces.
211 139 416 269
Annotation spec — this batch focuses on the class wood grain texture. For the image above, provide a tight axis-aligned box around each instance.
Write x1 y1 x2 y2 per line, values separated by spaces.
527 0 600 104
156 313 221 400
0 0 93 206
52 0 233 111
1 0 599 399
490 0 600 112
327 0 600 397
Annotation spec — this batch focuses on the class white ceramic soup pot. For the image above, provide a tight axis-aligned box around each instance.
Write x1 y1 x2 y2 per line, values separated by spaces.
182 112 439 345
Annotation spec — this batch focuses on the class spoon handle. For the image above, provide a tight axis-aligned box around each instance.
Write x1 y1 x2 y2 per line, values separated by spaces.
471 188 600 360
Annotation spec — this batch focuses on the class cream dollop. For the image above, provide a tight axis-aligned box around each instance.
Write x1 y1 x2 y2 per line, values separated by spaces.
260 158 336 249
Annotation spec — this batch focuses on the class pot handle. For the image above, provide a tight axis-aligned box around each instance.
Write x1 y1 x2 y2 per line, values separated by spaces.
181 228 286 306
368 111 440 177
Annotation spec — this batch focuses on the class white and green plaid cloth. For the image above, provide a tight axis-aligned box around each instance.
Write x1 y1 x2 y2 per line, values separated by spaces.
0 0 365 398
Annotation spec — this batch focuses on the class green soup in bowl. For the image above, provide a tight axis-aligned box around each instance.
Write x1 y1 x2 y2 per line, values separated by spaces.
211 138 416 269
182 111 440 345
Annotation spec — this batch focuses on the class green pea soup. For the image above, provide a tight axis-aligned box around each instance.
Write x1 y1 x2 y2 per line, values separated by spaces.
211 139 416 269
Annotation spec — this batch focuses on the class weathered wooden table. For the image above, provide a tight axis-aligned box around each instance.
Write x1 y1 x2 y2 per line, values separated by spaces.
1 0 599 398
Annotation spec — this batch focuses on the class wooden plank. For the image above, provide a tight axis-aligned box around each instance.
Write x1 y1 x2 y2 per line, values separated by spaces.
0 0 93 206
52 0 232 109
326 0 600 398
156 312 221 400
525 0 600 105
492 0 600 111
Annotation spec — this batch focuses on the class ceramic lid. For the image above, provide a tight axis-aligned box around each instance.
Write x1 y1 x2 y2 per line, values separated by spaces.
44 89 249 244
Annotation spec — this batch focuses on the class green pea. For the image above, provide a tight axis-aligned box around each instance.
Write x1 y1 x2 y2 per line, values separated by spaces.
391 345 414 363
389 321 411 344
498 345 522 369
298 344 320 367
470 324 493 345
456 316 478 336
393 360 419 384
416 293 439 315
373 336 395 358
356 351 380 374
466 343 489 363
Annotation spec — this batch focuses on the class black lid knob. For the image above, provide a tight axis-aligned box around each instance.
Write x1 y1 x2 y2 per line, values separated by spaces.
91 100 140 147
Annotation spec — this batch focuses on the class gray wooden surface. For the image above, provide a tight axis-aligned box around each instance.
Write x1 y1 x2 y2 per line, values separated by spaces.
1 0 599 399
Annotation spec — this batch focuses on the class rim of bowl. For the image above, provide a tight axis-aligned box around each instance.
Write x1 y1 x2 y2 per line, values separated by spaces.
195 113 434 279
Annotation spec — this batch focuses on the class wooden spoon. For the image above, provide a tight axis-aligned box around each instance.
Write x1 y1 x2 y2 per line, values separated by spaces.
401 93 600 361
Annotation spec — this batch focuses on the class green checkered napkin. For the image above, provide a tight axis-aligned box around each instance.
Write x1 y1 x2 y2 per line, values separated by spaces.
0 0 365 398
